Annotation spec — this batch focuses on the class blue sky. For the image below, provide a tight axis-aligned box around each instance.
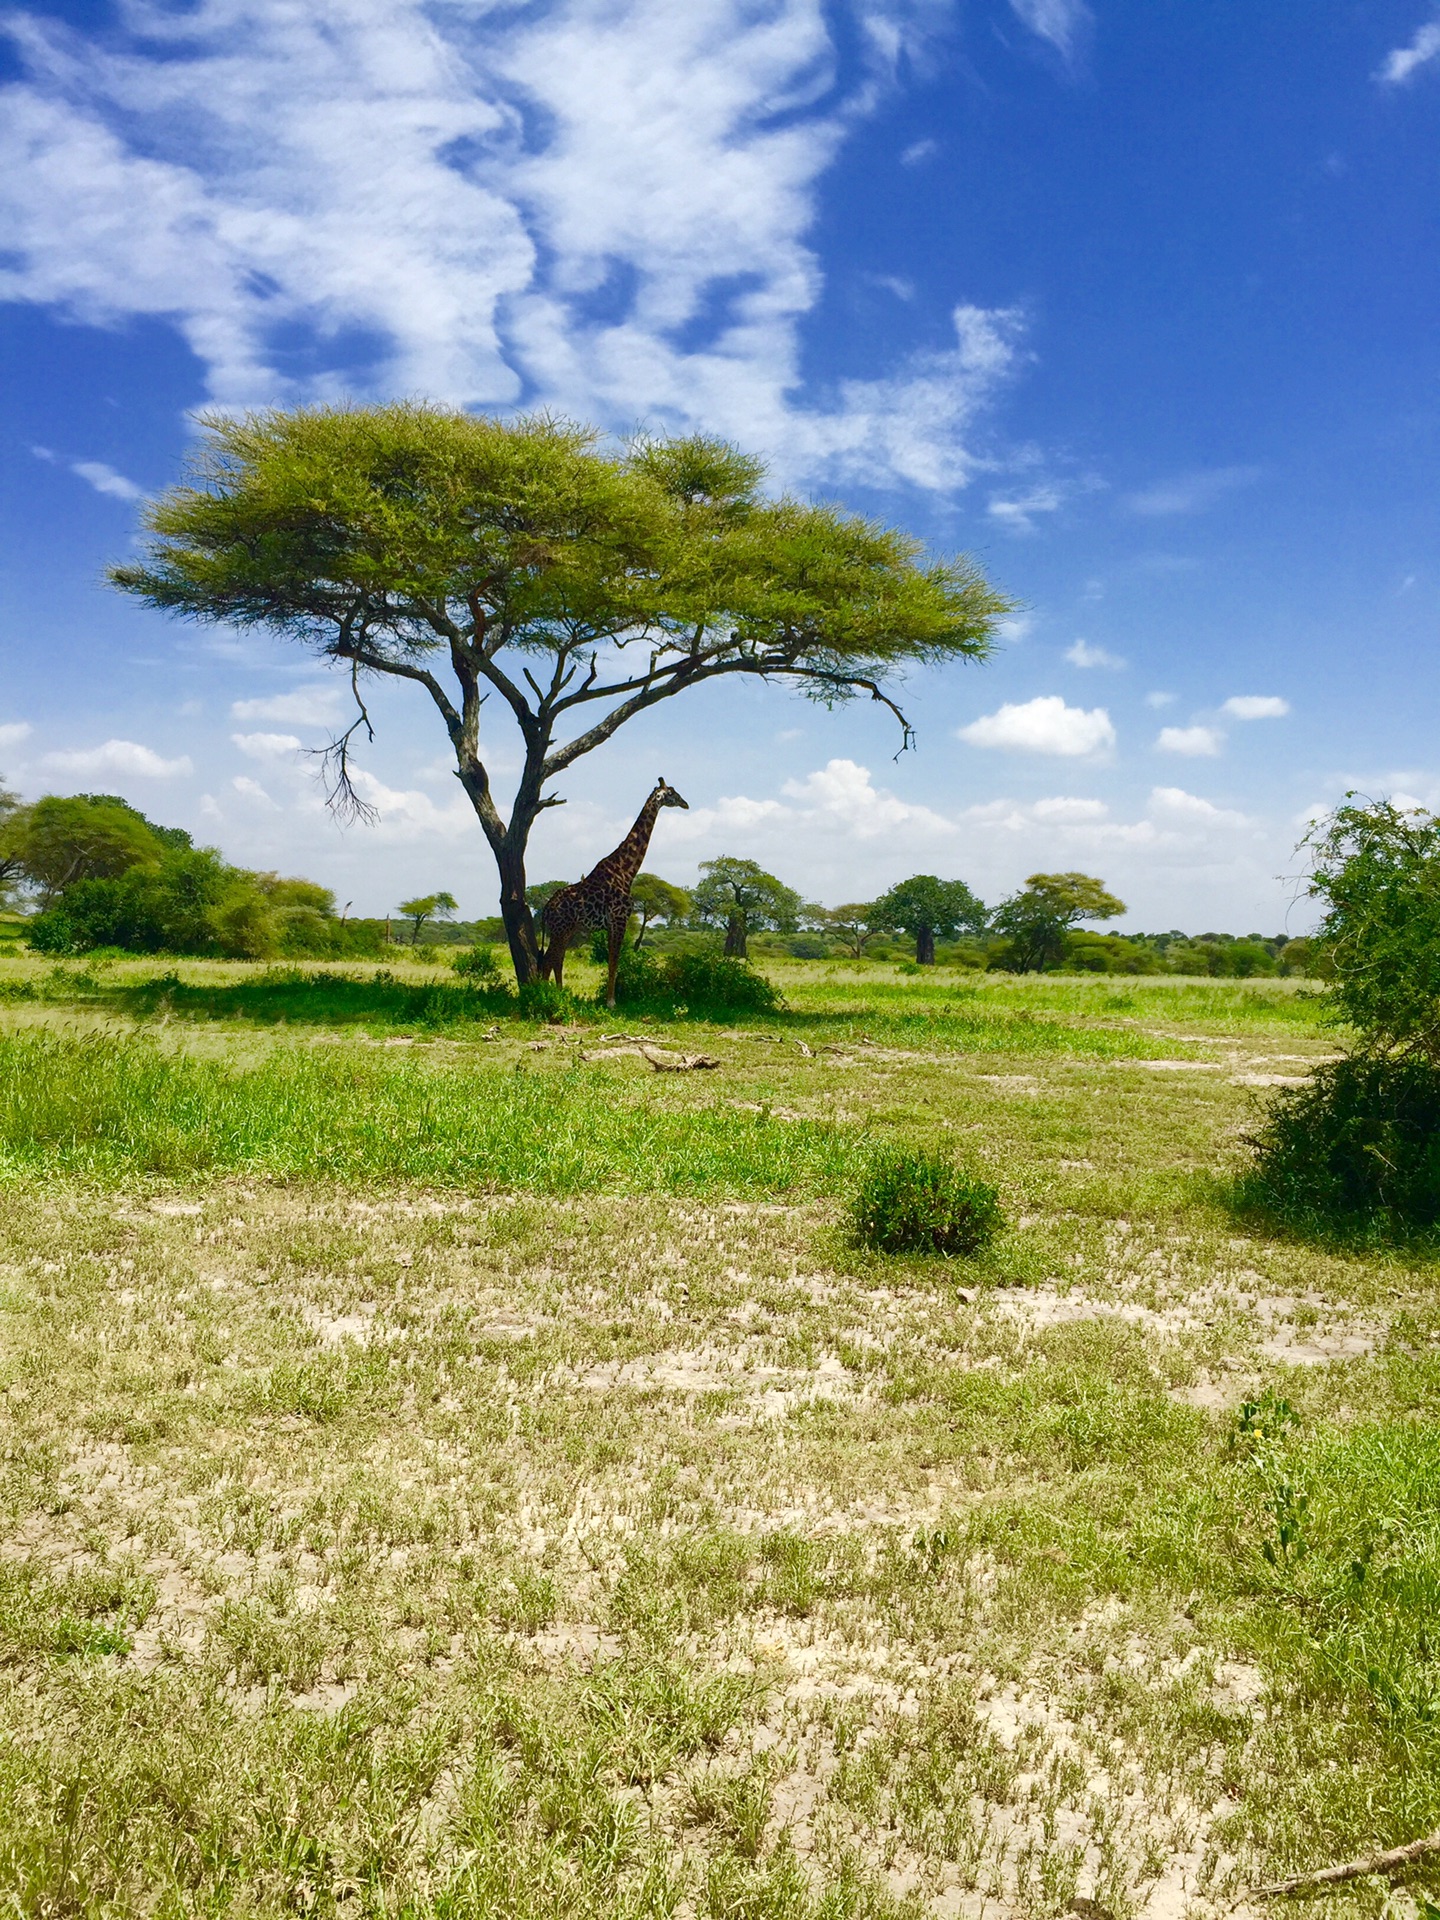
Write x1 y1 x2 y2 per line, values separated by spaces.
2 0 1438 931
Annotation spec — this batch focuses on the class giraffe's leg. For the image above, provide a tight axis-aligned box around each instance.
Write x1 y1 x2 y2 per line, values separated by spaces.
550 933 566 989
606 922 623 1009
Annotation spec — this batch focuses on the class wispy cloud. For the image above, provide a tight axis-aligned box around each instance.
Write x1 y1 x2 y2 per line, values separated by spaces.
987 483 1064 534
70 459 142 501
1144 691 1176 709
1222 695 1290 720
1124 465 1261 517
959 695 1115 757
43 738 193 778
1377 18 1440 84
1156 725 1223 758
0 721 32 751
0 0 1024 494
232 731 303 760
231 686 345 725
1066 638 1125 670
1007 0 1092 62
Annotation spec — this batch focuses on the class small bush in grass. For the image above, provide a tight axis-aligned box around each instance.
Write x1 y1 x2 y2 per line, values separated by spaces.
451 943 502 984
517 977 575 1022
850 1147 1004 1257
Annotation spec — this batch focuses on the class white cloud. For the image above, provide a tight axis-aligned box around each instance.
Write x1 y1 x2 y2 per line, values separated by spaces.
1124 465 1261 517
779 758 952 837
1144 691 1176 708
1007 0 1091 61
70 459 142 501
987 484 1063 534
959 695 1115 757
1066 638 1124 670
899 137 937 166
1378 19 1440 83
231 686 345 724
1156 725 1223 757
42 738 193 778
1149 786 1249 827
232 774 279 808
232 730 304 759
348 769 477 840
996 614 1034 644
1031 795 1107 821
1222 695 1290 721
0 0 1023 495
0 721 33 750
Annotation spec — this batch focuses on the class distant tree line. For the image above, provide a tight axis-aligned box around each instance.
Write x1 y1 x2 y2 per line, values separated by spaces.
0 780 1310 974
506 856 1311 976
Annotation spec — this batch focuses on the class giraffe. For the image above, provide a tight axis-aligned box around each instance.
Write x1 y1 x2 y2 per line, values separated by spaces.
538 778 690 1007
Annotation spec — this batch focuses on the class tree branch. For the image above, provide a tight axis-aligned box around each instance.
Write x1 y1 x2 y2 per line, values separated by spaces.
541 653 913 779
310 659 379 826
1252 1830 1440 1897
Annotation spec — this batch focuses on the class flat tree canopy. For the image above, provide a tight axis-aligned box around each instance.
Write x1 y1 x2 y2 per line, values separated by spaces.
112 404 1012 983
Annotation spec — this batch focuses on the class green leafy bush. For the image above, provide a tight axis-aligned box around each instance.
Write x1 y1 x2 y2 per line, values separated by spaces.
609 949 781 1016
451 944 502 984
849 1148 1004 1257
1241 1056 1440 1232
517 978 575 1021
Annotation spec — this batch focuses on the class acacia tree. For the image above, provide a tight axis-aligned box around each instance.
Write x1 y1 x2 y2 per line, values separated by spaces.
822 902 883 958
692 858 802 958
873 874 987 965
992 871 1125 973
630 873 691 948
0 794 166 908
111 406 1010 984
398 890 458 944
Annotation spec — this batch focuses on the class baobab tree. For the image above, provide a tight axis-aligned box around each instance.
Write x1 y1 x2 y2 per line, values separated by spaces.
112 406 1011 984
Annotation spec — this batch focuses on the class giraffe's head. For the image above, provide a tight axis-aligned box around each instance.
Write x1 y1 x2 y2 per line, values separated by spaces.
654 777 689 810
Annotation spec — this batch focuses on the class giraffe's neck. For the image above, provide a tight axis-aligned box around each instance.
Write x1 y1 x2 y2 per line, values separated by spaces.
604 790 664 890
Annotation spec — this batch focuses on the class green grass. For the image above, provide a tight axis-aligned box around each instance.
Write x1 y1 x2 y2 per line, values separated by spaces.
2 962 1434 1918
0 1031 860 1191
0 951 1319 1056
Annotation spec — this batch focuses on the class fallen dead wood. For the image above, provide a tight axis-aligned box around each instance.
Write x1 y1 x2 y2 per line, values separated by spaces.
579 1044 721 1072
640 1044 720 1073
1252 1830 1440 1897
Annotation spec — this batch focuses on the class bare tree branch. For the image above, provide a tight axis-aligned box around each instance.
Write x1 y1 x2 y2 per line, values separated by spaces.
1252 1830 1440 1897
310 659 379 826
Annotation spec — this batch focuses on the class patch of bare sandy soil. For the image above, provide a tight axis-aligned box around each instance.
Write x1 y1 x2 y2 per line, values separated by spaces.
0 1178 1410 1912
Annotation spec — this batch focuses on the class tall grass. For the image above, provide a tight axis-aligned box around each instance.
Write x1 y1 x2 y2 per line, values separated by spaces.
0 1032 860 1192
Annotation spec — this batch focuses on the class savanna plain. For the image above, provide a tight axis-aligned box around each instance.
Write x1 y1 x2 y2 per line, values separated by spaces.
1 953 1436 1920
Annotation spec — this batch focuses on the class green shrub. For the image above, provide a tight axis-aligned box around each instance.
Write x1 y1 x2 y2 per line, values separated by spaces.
451 944 502 984
849 1148 1004 1257
609 949 781 1016
1241 1055 1440 1233
516 978 575 1022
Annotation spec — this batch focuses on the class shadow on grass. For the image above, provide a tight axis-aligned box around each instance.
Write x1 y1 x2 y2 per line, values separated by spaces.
115 967 549 1030
6 962 1191 1057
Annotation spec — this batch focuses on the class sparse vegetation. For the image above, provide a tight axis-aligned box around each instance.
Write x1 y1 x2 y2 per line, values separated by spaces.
1 950 1436 1917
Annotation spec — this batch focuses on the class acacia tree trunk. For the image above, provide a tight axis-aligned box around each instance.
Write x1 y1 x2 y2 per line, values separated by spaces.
724 914 747 958
495 842 543 985
915 923 936 966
